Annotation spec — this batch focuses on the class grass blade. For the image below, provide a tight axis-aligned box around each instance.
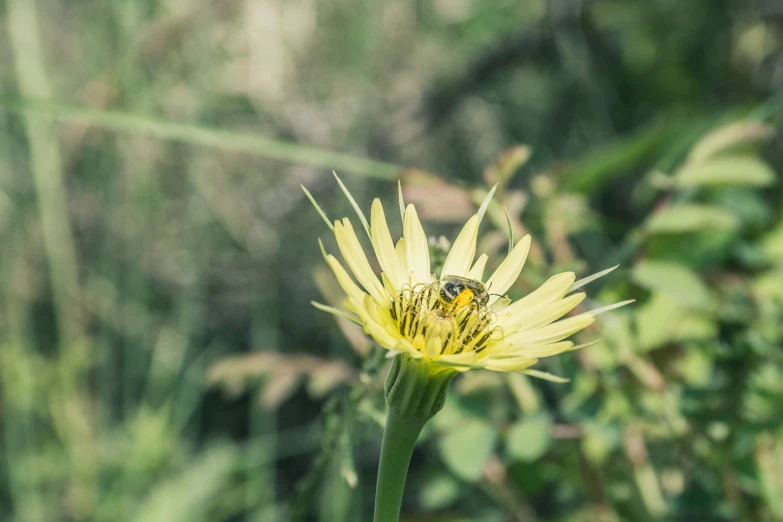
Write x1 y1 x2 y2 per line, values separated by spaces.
0 98 404 180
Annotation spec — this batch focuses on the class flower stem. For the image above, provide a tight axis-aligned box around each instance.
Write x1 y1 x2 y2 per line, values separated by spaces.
373 410 427 522
373 355 456 522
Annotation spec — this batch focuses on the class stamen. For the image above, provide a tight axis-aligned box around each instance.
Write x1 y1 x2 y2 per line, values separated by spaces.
390 282 502 357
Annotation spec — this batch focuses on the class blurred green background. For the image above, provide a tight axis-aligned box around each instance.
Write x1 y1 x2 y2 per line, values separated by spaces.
1 0 782 521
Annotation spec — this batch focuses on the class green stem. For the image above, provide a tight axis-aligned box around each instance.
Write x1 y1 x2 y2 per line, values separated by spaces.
373 411 427 522
373 355 456 522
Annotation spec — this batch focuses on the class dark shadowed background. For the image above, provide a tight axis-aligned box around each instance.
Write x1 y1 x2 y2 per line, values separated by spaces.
1 0 783 521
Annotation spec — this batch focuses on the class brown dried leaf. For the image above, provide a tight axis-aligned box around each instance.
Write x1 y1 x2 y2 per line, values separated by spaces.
207 351 357 406
259 370 303 409
401 169 474 222
483 145 532 186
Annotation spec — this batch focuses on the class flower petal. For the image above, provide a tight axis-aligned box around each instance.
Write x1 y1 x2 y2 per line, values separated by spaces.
499 272 575 318
435 352 481 372
425 332 443 358
403 204 432 284
505 314 595 345
310 301 361 325
398 180 405 223
500 293 586 333
493 341 574 358
359 295 401 349
335 219 388 305
485 235 531 302
324 254 366 304
395 238 409 284
476 183 498 220
371 199 404 290
439 352 480 366
440 214 480 278
466 253 488 281
482 356 538 372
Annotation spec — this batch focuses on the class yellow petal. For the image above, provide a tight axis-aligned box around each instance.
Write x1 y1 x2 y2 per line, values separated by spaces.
395 238 408 281
425 332 442 358
482 356 538 372
500 272 576 318
310 301 361 325
365 323 400 350
371 199 403 290
495 341 574 358
398 180 405 223
438 352 480 366
440 214 480 278
381 272 397 296
325 254 366 304
364 294 393 326
403 204 432 284
435 352 480 372
335 219 388 305
501 293 586 333
477 183 498 220
466 253 488 281
506 314 595 345
485 235 531 302
359 295 399 348
393 340 419 359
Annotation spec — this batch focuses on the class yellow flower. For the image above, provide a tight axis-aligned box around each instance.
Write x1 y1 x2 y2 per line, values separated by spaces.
307 175 632 382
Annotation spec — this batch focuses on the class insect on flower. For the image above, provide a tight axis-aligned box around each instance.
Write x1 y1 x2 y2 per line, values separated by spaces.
304 174 633 381
437 275 490 313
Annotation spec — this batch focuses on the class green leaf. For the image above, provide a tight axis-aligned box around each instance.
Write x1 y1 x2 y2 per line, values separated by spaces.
762 222 783 263
439 418 497 481
688 120 773 163
581 422 621 465
636 293 718 351
646 229 735 267
505 413 552 462
418 474 461 510
674 348 713 386
559 118 680 194
675 156 776 187
755 436 783 518
714 188 772 229
646 203 738 234
131 446 238 522
632 260 712 310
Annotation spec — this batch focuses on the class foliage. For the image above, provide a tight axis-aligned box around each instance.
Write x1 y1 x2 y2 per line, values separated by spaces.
0 0 782 521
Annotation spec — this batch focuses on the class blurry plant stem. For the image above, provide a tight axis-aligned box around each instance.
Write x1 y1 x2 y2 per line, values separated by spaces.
0 98 402 180
373 413 427 522
288 394 347 522
7 0 84 345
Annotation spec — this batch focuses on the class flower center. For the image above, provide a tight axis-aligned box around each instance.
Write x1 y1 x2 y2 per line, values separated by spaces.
389 282 503 357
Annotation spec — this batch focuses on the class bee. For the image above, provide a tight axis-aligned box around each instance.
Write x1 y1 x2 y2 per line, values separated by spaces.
437 275 490 312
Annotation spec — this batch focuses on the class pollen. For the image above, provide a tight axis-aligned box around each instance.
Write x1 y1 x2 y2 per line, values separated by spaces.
389 283 502 358
453 289 474 310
